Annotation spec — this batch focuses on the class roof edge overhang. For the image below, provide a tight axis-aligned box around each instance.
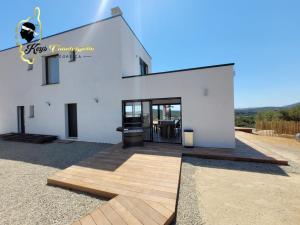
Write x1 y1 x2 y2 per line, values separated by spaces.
122 63 235 79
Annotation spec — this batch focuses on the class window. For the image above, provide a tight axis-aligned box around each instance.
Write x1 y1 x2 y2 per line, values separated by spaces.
125 102 142 118
69 50 76 62
45 54 59 84
29 105 34 118
27 59 33 71
139 58 148 75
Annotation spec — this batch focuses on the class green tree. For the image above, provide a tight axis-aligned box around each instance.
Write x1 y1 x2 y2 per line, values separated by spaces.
256 105 300 122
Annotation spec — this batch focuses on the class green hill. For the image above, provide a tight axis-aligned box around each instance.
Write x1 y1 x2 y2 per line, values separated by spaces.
235 102 300 127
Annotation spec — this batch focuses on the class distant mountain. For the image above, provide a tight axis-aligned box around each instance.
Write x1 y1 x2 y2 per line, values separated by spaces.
235 102 300 115
284 102 300 108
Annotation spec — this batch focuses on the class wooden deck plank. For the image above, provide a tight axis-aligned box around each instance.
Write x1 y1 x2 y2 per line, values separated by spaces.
100 203 127 225
90 207 112 225
75 163 180 178
78 156 181 170
109 197 143 225
64 166 179 188
78 157 180 170
1 132 57 143
65 166 180 182
80 215 97 225
60 168 178 193
65 166 179 185
48 144 182 225
129 197 167 225
145 200 173 219
117 196 159 225
52 171 177 200
48 174 176 206
60 139 287 225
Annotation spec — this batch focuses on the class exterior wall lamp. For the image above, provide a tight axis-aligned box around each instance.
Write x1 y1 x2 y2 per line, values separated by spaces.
94 98 99 103
204 88 209 96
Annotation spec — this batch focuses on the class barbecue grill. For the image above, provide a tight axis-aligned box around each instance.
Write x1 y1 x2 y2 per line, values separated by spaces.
117 127 144 148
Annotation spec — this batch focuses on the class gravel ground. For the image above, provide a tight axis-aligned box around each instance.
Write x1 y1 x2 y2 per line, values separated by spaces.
0 140 112 225
175 157 203 225
175 157 300 225
2 138 299 225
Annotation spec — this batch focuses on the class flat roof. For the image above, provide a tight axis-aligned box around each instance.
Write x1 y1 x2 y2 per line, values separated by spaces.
122 63 235 79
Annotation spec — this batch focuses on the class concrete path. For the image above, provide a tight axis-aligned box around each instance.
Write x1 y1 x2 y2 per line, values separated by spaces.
236 131 300 164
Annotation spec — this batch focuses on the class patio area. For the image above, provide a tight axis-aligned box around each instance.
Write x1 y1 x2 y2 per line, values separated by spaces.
47 136 288 225
48 143 182 225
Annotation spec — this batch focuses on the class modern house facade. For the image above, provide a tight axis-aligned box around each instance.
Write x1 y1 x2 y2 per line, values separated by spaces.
0 9 235 148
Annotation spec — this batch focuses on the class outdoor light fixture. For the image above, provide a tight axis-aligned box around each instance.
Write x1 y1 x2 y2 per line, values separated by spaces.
46 101 51 106
94 97 99 103
204 88 209 96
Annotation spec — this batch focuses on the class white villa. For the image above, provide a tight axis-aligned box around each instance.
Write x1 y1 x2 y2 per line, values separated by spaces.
0 8 235 148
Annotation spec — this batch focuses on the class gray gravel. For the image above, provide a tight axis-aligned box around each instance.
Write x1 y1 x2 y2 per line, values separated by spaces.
175 156 300 225
1 139 299 225
175 157 203 225
0 140 111 225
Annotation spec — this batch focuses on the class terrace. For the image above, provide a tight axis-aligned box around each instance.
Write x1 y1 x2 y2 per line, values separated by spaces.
47 136 287 225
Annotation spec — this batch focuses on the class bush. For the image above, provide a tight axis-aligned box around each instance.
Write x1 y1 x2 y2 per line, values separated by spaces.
235 115 255 128
256 106 300 122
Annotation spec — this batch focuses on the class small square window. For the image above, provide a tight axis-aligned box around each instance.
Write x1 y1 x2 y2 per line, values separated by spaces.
27 59 33 71
139 58 148 75
29 105 34 118
69 50 76 62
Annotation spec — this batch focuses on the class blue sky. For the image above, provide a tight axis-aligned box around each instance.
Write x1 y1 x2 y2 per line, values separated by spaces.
1 0 299 108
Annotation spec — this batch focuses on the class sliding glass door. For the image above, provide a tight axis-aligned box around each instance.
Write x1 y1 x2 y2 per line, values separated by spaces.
122 98 182 144
151 103 182 144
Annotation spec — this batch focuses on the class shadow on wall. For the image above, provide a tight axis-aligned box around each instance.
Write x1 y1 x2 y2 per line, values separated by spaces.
0 140 112 169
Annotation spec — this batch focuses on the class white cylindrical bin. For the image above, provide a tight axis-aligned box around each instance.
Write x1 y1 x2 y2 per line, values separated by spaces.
296 133 300 141
184 129 194 148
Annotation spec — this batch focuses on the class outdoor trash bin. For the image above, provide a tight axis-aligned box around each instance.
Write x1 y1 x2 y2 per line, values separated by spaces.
296 133 300 141
184 129 194 148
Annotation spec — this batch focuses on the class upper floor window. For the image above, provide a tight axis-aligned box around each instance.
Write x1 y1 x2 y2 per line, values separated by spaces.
27 58 33 71
45 54 59 84
139 58 148 75
69 50 76 62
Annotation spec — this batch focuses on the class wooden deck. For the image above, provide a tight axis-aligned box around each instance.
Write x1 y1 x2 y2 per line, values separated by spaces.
48 144 182 225
47 140 288 225
0 133 57 144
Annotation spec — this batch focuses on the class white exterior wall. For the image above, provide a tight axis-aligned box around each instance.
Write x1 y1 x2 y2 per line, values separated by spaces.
120 19 152 76
121 66 235 148
0 16 125 144
0 15 235 148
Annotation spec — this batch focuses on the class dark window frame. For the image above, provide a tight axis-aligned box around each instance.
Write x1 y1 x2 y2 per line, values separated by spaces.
139 58 148 75
27 59 33 71
45 54 59 85
121 98 182 144
124 101 142 118
69 50 76 62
